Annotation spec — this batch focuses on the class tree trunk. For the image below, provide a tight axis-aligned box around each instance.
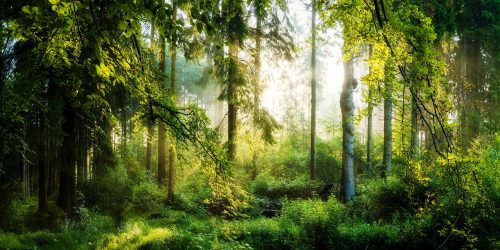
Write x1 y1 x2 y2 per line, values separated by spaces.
146 125 153 172
38 112 48 212
146 18 155 173
383 76 393 174
157 34 167 184
340 58 356 202
57 101 77 216
410 96 418 158
367 89 373 170
366 46 373 170
167 2 177 202
252 3 262 181
227 36 239 162
167 145 175 202
309 0 317 180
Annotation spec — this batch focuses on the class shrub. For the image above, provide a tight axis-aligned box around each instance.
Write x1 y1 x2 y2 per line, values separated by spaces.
349 174 431 222
222 218 301 249
280 198 345 249
80 167 132 224
130 179 164 215
253 173 321 199
337 223 401 249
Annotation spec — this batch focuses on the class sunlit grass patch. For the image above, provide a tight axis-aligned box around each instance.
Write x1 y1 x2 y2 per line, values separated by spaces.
97 221 174 250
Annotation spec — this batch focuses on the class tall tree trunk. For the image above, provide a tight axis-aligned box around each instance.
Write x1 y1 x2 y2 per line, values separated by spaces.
146 125 153 172
367 89 373 170
309 0 317 180
57 101 77 216
146 18 155 173
227 36 239 162
383 75 393 174
340 58 356 201
410 96 418 158
167 2 177 202
76 116 83 185
366 46 373 170
252 3 262 180
38 112 48 212
157 34 167 184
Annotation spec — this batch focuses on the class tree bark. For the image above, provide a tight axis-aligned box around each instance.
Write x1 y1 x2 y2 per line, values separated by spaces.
146 18 155 173
157 34 167 184
367 89 373 170
252 2 262 180
309 0 317 180
227 35 238 162
340 58 356 202
383 75 393 173
146 125 153 172
57 101 77 216
38 112 48 212
410 96 418 158
167 2 177 202
366 46 373 170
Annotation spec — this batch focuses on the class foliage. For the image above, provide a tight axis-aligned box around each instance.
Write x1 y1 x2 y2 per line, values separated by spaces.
130 175 165 215
80 167 133 224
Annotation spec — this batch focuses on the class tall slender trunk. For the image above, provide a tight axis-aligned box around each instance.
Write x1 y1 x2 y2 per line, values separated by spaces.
57 101 77 216
383 75 393 173
309 0 317 180
252 4 262 181
167 2 177 202
340 58 356 201
366 46 373 170
367 89 373 169
227 36 238 162
146 19 155 173
410 96 418 158
157 34 167 184
146 125 153 172
38 111 48 212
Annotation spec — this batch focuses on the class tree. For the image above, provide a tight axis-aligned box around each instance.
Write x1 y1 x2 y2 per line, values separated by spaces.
309 0 318 180
145 20 155 173
167 0 178 202
366 46 374 170
224 0 247 162
383 66 393 173
410 96 418 158
157 34 167 185
340 57 356 201
252 0 264 180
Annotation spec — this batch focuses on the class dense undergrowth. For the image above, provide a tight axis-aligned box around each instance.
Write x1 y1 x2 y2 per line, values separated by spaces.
0 135 498 249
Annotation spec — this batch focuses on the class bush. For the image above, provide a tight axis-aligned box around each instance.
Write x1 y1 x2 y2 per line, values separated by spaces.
80 167 132 224
96 219 215 250
222 218 301 249
130 178 164 215
253 173 322 200
174 176 211 215
349 174 431 222
280 198 345 248
316 140 342 184
337 223 401 249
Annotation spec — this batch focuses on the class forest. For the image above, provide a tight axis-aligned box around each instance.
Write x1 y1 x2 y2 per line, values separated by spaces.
0 0 499 249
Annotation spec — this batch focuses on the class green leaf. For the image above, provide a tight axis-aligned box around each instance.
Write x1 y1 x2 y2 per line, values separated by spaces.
21 6 31 14
49 0 60 5
118 21 128 30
